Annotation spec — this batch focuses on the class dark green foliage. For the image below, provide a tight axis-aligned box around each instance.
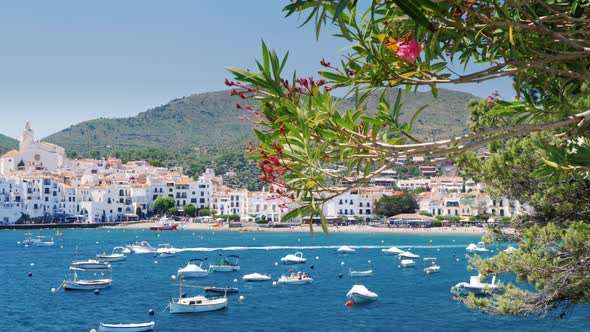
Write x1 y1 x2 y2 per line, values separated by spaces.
0 134 18 155
183 204 196 217
374 192 419 217
153 196 175 214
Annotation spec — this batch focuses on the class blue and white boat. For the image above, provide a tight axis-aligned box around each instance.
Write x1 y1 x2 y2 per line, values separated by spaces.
98 321 155 332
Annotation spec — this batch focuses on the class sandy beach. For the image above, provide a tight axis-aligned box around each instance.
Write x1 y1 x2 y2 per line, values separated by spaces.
106 221 489 235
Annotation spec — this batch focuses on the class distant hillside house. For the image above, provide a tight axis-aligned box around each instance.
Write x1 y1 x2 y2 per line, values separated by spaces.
0 122 65 175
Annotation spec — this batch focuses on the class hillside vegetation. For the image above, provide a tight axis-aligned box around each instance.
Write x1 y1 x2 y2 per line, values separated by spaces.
0 134 18 155
43 88 477 188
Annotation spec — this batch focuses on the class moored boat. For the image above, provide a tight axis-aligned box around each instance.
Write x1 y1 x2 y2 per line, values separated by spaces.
398 251 420 259
96 247 127 262
349 270 373 277
242 272 272 282
208 255 240 272
466 242 489 253
277 272 313 285
204 286 239 294
178 258 208 278
381 246 404 255
63 267 112 290
280 252 307 264
98 321 155 332
71 259 111 270
454 274 498 294
346 284 378 303
169 295 228 313
400 259 415 267
336 245 356 253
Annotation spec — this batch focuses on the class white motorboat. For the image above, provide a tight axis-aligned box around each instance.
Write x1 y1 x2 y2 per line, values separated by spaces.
32 236 55 247
169 295 228 313
466 242 489 253
346 284 378 303
336 246 356 253
398 251 420 259
424 265 441 273
96 247 127 262
400 259 415 267
178 258 208 278
454 274 498 294
63 268 112 290
280 252 307 264
71 259 111 270
503 246 517 253
157 243 177 257
349 270 373 277
243 273 272 282
98 321 155 332
208 255 240 272
381 246 404 255
277 272 313 285
127 241 156 254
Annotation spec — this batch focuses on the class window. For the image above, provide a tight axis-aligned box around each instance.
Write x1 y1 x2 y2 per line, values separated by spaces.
191 198 197 203
200 192 204 197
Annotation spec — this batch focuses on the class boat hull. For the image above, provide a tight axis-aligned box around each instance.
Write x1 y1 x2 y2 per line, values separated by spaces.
277 278 313 285
348 293 378 303
71 261 111 270
209 265 240 272
243 273 272 282
98 321 155 332
96 254 126 262
149 225 177 231
349 270 373 277
63 279 112 290
169 297 228 313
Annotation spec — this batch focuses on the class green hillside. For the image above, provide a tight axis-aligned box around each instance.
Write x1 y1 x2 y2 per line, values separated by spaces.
0 134 18 155
339 88 474 141
45 90 253 153
44 88 478 189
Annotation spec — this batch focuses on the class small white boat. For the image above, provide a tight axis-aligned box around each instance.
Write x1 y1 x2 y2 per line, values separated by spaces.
381 246 404 255
98 321 155 332
277 272 313 285
280 252 307 264
63 268 112 290
169 295 228 313
346 284 378 303
424 265 441 274
71 259 111 270
243 273 272 282
97 247 127 262
454 274 498 294
34 236 55 247
398 251 420 259
400 259 415 267
336 246 355 253
178 258 208 278
349 270 373 277
208 255 240 272
127 241 156 254
157 243 177 257
503 246 517 253
466 242 489 253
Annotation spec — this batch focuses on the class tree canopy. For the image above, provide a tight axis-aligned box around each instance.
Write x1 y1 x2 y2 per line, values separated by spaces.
374 192 419 217
153 196 175 214
226 0 590 316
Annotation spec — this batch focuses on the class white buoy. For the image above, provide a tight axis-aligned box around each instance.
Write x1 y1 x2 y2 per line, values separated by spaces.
30 263 35 266
90 329 97 332
456 258 460 262
157 234 160 237
341 262 345 265
51 288 57 293
272 281 277 286
239 295 245 301
192 233 195 236
368 260 372 264
96 241 99 244
274 262 279 267
398 265 401 268
17 241 21 245
154 260 158 264
24 244 29 247
437 248 440 251
381 240 384 243
315 256 319 260
233 279 238 283
171 275 177 280
297 238 301 242
252 237 255 240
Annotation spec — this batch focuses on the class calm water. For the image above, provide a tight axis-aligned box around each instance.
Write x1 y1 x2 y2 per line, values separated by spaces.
1 229 588 332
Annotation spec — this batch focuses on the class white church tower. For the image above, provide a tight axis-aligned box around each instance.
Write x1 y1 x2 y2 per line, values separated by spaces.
0 122 66 175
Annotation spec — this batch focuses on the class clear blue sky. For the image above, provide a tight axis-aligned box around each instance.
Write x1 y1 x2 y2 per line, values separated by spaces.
0 0 513 139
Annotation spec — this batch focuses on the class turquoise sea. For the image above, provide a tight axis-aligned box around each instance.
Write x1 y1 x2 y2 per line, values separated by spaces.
1 229 588 332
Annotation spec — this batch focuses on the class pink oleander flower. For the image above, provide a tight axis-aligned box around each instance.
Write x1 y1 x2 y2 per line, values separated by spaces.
395 39 424 63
